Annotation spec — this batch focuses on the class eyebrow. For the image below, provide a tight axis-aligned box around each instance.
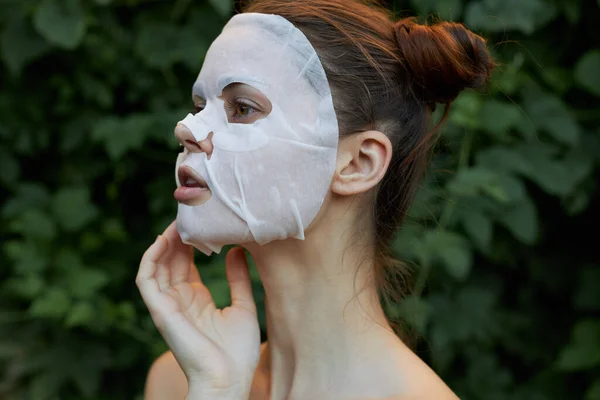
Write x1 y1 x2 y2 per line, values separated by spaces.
217 75 266 92
192 75 268 99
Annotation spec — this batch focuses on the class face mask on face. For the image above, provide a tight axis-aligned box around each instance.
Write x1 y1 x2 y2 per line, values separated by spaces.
174 13 339 255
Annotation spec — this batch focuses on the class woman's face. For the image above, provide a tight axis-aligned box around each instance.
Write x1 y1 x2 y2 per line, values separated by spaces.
174 13 339 255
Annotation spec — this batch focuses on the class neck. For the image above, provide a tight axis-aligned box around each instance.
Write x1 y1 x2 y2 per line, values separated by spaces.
246 206 403 399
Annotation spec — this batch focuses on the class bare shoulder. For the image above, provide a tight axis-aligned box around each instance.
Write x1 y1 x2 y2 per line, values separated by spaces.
144 350 188 400
347 388 458 400
369 394 459 400
394 350 460 400
353 392 458 400
368 341 460 400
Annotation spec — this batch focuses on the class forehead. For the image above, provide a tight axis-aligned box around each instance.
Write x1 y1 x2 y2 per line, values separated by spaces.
195 13 327 102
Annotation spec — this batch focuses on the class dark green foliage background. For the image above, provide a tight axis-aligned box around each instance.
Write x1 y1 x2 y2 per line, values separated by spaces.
1 0 599 399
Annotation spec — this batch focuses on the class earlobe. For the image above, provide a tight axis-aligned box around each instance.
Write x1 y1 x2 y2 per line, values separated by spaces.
331 131 392 196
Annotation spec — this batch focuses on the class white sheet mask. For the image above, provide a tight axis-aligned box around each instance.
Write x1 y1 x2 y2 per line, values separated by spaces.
175 12 339 255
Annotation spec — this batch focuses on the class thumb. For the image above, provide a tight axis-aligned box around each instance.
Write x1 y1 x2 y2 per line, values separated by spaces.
225 247 256 314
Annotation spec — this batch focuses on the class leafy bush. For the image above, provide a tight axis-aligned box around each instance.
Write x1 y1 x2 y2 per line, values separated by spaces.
1 0 598 399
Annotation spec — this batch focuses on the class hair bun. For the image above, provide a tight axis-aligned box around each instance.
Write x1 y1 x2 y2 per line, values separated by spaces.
394 17 494 104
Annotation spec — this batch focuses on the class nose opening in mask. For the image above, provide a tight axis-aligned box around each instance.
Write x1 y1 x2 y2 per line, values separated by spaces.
175 120 214 158
177 113 213 141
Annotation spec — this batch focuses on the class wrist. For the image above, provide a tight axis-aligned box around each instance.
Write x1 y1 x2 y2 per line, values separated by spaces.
185 390 248 400
186 382 251 400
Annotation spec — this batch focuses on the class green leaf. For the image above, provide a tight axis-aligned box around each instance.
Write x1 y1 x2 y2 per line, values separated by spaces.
565 189 590 216
1 18 50 75
209 0 232 18
51 187 98 231
497 194 538 245
397 295 433 334
522 85 580 146
437 0 464 20
33 0 87 50
29 288 71 319
586 379 600 400
8 208 57 241
65 268 109 298
135 23 208 70
71 345 111 396
464 352 513 397
447 167 521 203
489 52 525 95
496 174 526 203
562 0 582 24
102 218 128 241
540 67 572 94
562 148 594 186
517 143 574 197
65 302 95 327
429 287 499 346
0 148 20 186
447 167 498 197
574 266 600 311
80 231 104 251
448 91 483 130
407 184 443 220
575 50 600 97
393 222 425 260
476 146 532 176
465 0 557 35
410 0 463 20
423 230 472 280
92 115 154 159
478 100 522 139
29 370 64 400
207 279 231 309
74 73 113 110
4 274 44 299
1 183 51 218
460 210 493 250
3 240 48 273
409 0 435 16
556 319 600 371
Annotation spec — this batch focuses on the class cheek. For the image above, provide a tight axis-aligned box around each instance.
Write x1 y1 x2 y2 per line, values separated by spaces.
212 123 270 152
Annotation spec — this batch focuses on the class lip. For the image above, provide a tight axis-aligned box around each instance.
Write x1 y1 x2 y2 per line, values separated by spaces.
174 165 212 206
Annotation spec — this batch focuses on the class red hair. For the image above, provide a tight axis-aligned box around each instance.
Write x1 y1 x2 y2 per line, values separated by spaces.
242 0 494 337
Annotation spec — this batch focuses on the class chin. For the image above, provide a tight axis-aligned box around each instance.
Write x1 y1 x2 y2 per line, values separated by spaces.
175 207 253 248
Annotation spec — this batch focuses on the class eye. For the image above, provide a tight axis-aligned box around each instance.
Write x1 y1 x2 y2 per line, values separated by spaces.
225 98 259 123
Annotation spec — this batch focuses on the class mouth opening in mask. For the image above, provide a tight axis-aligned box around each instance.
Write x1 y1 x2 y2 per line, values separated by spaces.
174 165 212 206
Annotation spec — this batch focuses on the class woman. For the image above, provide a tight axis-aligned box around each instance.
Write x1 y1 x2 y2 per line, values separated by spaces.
136 0 494 399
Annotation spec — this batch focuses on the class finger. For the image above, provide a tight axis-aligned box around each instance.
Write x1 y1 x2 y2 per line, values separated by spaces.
188 264 202 284
226 247 256 314
136 235 169 311
154 237 172 292
137 235 168 281
154 222 179 291
164 221 194 260
162 221 197 287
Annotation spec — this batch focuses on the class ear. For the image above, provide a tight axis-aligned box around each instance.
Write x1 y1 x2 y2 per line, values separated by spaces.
331 130 392 196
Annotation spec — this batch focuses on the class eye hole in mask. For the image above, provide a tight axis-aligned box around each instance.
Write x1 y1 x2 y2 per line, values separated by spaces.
192 82 273 125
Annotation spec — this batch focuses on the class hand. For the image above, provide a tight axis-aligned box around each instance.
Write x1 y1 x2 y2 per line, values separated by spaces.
136 221 261 399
